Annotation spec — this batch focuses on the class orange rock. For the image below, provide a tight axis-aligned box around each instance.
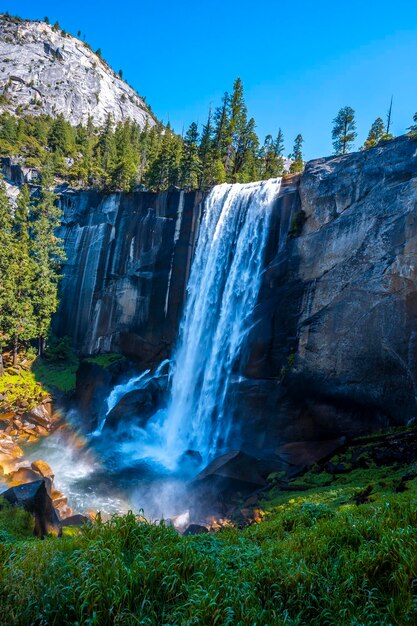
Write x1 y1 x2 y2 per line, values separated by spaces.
31 459 54 480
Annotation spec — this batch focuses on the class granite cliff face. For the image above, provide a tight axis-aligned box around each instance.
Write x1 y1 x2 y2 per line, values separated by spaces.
55 189 204 364
57 136 417 448
0 16 154 127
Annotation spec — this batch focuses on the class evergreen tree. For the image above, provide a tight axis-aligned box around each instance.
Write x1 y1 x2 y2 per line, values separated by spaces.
261 133 285 179
363 117 385 150
180 122 201 190
332 106 357 155
9 186 36 364
409 112 417 135
289 134 304 173
0 181 14 374
213 92 230 163
31 188 65 355
199 107 213 189
48 114 74 156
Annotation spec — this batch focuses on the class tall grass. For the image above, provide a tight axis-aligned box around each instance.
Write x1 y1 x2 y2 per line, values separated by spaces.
1 471 417 625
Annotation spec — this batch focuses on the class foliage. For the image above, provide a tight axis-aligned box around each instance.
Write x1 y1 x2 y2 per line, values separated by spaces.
289 209 307 237
0 77 292 193
0 362 47 411
84 353 125 369
32 357 78 393
289 133 304 173
2 458 417 623
332 106 357 155
363 117 385 149
0 181 64 366
0 498 34 542
408 112 417 136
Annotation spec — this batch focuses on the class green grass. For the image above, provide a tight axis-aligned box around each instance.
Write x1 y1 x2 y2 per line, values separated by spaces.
84 353 126 368
2 461 417 624
32 358 79 393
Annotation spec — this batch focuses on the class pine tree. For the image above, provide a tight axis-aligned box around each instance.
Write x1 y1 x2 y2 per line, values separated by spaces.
261 133 285 179
408 112 417 136
362 118 385 150
199 107 213 189
9 186 36 364
226 78 251 178
332 106 357 155
31 189 65 355
289 134 304 173
0 181 14 374
213 92 230 164
48 114 74 156
180 122 201 190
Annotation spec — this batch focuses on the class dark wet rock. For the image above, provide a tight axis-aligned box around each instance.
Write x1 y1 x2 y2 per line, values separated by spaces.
74 361 113 431
183 524 209 535
1 480 61 537
60 514 90 527
275 437 346 467
179 449 203 472
104 379 164 431
196 451 271 488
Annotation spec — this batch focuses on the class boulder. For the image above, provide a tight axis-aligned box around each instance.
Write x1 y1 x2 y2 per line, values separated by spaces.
183 524 209 536
195 451 285 489
0 480 61 537
275 438 346 468
31 459 55 480
60 514 90 527
104 379 164 431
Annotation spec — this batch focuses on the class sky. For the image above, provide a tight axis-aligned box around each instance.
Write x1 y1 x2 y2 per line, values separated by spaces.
2 0 417 160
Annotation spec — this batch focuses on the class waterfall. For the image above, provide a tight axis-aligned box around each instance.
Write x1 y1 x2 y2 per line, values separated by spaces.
113 179 281 470
165 178 281 463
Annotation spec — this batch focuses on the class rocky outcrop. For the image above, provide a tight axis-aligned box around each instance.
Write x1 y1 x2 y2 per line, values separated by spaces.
239 135 417 449
55 189 204 362
0 16 154 127
1 479 61 537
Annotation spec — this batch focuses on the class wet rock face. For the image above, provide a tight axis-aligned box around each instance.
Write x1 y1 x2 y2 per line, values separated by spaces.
241 135 417 444
55 189 204 364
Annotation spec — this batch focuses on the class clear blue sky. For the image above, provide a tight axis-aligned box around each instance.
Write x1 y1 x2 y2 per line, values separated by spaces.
3 0 417 160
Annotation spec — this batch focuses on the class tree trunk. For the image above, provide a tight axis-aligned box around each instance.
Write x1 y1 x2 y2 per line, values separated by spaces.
0 352 3 377
13 337 18 366
38 335 44 358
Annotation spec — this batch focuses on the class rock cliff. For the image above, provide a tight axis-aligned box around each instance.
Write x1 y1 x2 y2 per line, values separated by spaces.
55 189 204 363
56 136 417 447
0 16 154 127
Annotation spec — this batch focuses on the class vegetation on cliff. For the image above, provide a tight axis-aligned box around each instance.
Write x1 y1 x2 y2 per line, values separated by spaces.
0 76 292 191
2 443 417 624
0 180 64 370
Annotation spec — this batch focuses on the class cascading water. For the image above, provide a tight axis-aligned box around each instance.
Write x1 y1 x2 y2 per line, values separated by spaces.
120 178 282 470
29 179 281 522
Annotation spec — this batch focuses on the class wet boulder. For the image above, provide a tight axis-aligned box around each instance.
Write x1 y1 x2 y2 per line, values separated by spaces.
1 480 61 537
183 524 209 536
104 379 164 431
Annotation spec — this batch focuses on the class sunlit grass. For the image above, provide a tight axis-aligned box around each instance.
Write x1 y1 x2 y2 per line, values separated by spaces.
1 460 417 624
